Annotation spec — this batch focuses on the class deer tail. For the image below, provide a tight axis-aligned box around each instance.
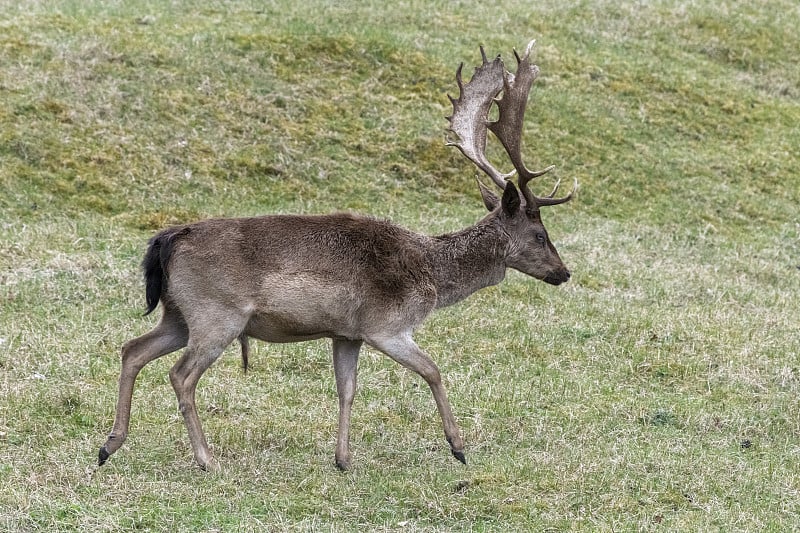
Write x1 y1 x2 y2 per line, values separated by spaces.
142 227 190 316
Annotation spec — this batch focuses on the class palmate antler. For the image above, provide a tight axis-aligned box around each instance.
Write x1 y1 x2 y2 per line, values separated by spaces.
446 40 577 208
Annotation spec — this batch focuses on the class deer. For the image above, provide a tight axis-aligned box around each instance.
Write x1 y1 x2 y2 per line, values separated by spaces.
97 40 577 472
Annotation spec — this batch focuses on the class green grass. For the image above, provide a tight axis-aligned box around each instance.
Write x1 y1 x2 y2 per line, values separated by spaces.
1 0 799 530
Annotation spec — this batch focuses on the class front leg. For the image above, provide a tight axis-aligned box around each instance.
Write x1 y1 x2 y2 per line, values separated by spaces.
367 332 466 465
332 338 362 471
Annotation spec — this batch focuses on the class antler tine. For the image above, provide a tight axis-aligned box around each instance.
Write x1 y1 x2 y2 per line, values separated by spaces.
446 45 514 190
487 39 576 208
533 177 579 206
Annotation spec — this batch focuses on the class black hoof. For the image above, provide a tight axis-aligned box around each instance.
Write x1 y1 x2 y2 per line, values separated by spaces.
98 446 110 466
452 449 467 465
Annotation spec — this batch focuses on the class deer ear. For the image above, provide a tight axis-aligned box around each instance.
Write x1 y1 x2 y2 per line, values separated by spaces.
477 179 500 211
501 181 521 216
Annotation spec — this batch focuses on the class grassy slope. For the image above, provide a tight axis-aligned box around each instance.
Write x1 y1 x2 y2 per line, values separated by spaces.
1 0 799 531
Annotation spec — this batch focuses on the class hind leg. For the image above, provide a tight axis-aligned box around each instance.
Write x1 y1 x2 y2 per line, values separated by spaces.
168 317 245 470
99 306 188 465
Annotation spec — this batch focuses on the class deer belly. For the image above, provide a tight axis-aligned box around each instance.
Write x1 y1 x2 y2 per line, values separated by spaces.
243 313 336 343
247 276 362 342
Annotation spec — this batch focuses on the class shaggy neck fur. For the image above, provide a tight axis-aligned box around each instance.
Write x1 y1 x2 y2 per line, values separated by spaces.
427 217 509 309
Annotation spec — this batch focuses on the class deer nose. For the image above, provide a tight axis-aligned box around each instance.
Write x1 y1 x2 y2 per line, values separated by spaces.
543 269 570 285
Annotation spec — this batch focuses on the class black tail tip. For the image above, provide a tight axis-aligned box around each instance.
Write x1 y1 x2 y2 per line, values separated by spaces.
98 446 110 466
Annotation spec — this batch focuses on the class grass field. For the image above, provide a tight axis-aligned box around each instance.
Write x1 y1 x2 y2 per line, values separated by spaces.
1 0 799 530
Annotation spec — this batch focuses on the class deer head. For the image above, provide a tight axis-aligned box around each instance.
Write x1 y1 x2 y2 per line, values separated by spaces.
447 40 577 285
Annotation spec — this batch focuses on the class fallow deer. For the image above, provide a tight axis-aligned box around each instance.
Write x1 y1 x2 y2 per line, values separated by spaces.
98 40 577 471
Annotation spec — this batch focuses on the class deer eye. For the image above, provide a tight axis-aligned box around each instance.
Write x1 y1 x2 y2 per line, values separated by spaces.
535 233 546 244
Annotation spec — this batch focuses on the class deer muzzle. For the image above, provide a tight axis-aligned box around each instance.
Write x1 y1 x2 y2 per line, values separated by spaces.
543 269 570 286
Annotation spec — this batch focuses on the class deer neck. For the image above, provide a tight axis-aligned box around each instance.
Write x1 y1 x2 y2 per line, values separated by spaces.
427 218 508 309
